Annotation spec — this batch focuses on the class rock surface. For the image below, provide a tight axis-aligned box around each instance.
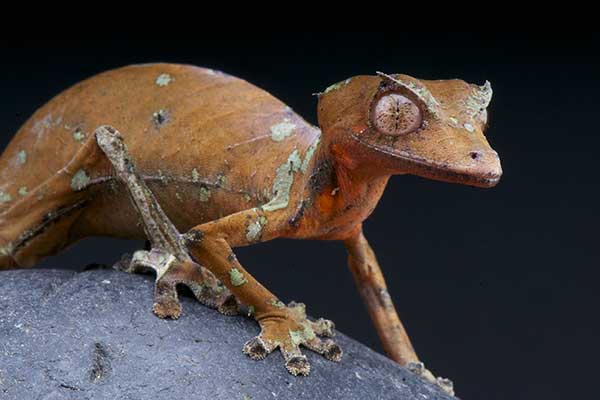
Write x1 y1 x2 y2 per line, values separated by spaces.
0 268 453 400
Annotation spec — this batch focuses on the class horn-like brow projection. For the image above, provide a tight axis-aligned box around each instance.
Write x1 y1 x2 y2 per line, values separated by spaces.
376 71 441 118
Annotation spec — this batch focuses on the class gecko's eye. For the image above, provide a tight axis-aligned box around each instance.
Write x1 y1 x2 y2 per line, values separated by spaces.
371 93 422 136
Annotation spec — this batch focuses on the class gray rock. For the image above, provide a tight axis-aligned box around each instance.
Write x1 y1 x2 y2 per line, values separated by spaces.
0 268 453 400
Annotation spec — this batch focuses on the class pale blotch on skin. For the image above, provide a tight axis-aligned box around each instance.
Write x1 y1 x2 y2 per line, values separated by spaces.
17 150 27 165
216 174 227 188
465 81 493 118
448 117 460 127
463 123 475 133
246 214 267 242
198 186 211 202
262 139 320 212
270 119 296 142
71 169 90 191
262 150 302 212
323 77 352 94
191 168 200 183
155 73 173 87
152 109 169 126
268 298 285 309
0 243 12 256
289 324 316 346
229 268 248 287
73 129 85 142
247 305 255 317
301 135 321 173
0 190 12 203
18 187 28 196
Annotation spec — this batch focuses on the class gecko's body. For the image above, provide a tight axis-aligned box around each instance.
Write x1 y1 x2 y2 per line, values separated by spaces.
0 64 501 392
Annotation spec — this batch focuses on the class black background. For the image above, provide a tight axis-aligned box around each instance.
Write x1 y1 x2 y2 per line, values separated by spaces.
0 35 597 400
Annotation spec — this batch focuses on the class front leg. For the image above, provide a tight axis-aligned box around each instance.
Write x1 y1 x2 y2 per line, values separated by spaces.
184 209 342 376
343 226 454 395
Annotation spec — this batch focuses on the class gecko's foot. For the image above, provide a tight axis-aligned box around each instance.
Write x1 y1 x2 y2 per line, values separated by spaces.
407 361 455 396
242 301 342 376
114 249 239 319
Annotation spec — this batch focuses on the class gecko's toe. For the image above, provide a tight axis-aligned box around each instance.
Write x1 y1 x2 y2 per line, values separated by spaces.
304 337 343 362
407 361 455 396
310 318 336 337
112 252 134 272
284 354 310 376
152 298 182 319
243 336 273 360
115 249 239 318
436 377 455 395
246 303 342 376
216 294 239 316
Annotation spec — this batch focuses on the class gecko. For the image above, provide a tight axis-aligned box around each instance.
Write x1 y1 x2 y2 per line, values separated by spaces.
0 64 501 394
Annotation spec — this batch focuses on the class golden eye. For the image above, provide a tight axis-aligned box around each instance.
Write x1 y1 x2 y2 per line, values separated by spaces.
371 93 422 136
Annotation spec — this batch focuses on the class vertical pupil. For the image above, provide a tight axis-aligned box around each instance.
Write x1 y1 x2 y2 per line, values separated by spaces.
373 93 422 136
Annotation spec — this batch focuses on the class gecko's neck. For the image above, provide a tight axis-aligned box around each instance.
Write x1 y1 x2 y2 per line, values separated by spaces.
299 136 390 239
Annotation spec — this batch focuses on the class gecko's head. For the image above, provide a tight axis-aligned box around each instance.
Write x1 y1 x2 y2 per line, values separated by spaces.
317 73 502 188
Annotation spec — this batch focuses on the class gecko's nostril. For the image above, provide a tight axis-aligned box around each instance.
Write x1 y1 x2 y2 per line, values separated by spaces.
469 151 481 160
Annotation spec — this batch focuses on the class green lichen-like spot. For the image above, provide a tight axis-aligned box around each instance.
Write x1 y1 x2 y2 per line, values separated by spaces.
268 299 285 309
324 82 342 94
0 244 12 256
247 305 255 317
289 324 316 346
246 214 267 242
191 168 200 183
18 186 28 196
216 174 227 188
73 129 85 142
261 150 302 212
198 186 211 202
323 78 352 94
262 141 319 212
229 268 247 287
17 150 27 165
155 73 173 87
301 135 321 173
71 169 90 191
270 119 296 142
0 190 12 203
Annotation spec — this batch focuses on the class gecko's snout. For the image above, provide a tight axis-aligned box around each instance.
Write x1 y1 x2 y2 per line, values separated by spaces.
465 149 502 188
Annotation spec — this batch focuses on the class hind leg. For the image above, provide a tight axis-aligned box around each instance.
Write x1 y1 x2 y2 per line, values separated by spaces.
0 133 110 268
95 125 238 318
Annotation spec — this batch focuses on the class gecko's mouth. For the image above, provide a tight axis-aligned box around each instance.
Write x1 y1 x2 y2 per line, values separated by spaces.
413 163 502 188
350 132 502 188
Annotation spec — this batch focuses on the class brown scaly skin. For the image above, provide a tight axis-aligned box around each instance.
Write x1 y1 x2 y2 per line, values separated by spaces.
0 64 501 393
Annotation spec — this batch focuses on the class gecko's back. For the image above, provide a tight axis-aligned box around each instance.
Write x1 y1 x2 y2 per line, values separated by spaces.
0 64 319 241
